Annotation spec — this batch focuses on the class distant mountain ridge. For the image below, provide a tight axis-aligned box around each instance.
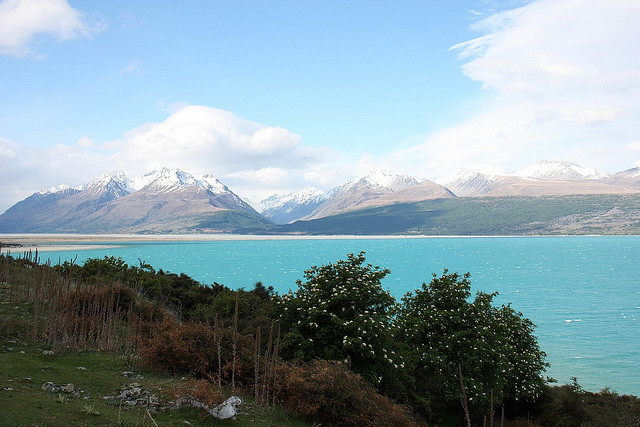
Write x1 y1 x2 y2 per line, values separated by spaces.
515 160 610 181
2 160 640 234
444 161 640 198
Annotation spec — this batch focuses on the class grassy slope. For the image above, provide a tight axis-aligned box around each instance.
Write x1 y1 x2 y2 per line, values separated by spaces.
0 340 309 426
279 194 640 235
0 285 308 426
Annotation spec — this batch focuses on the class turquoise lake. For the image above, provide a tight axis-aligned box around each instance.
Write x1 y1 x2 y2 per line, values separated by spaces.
33 236 640 396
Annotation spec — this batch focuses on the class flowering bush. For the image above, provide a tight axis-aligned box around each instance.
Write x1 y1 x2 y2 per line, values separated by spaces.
277 252 404 387
398 270 548 408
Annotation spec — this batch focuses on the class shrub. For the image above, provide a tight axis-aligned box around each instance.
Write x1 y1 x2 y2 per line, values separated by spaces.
138 317 257 388
280 359 419 427
277 252 405 388
398 270 548 411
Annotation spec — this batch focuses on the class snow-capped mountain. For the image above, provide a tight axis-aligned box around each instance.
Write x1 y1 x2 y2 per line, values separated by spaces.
79 171 136 202
515 160 610 181
445 161 640 197
38 184 79 196
302 170 454 220
0 168 266 233
614 167 640 181
444 170 497 197
133 168 228 194
349 170 418 192
259 187 327 224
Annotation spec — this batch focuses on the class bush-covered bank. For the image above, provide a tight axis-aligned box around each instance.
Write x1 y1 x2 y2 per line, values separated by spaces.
1 249 639 426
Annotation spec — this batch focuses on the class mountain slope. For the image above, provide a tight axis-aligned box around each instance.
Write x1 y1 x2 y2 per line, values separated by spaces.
0 168 270 233
303 171 438 219
279 194 640 235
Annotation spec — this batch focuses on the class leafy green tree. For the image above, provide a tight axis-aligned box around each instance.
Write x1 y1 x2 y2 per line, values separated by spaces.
278 252 405 389
398 270 548 409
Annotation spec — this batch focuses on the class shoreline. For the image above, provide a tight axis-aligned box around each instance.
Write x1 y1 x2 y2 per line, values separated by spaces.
0 233 436 253
0 232 611 254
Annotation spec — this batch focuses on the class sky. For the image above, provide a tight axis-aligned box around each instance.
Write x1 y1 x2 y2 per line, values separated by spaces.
1 0 640 213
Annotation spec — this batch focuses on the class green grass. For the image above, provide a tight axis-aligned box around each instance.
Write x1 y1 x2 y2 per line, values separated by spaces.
0 339 310 426
279 194 640 235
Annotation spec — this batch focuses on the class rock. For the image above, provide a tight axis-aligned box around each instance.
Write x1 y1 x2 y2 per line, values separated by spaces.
189 395 243 420
122 371 143 379
42 350 55 356
42 382 61 393
106 383 159 408
61 384 76 394
42 382 78 395
77 367 87 371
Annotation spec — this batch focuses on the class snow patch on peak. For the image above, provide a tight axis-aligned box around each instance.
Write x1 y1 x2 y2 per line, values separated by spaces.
38 184 76 195
258 187 326 213
133 168 228 194
453 169 497 183
80 171 135 199
516 161 610 181
347 170 418 192
444 169 497 197
85 171 134 190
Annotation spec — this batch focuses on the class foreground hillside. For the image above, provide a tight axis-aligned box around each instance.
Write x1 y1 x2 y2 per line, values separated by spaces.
1 251 639 425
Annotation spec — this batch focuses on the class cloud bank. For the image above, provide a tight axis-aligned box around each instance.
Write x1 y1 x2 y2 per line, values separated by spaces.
0 0 102 57
375 0 640 180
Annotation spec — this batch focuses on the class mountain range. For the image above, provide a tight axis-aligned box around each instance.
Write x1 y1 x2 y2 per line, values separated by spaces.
1 161 640 235
0 168 269 234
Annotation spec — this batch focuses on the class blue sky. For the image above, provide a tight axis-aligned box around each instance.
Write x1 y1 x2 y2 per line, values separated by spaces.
1 0 639 212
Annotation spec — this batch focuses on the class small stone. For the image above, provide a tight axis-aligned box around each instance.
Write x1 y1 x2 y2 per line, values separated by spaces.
42 350 55 356
42 382 61 393
61 384 76 394
77 367 87 371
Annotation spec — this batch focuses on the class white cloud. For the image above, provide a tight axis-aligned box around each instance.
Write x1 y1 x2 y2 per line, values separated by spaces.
391 0 640 178
110 105 307 174
0 0 103 57
76 136 95 148
108 105 348 203
0 137 115 212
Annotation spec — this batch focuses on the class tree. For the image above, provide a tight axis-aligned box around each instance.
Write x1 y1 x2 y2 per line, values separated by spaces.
277 252 404 388
397 270 548 409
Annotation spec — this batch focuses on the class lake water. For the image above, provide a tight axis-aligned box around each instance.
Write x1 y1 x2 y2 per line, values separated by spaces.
29 236 640 396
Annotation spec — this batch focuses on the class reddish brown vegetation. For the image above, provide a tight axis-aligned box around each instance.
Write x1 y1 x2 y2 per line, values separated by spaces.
278 359 419 427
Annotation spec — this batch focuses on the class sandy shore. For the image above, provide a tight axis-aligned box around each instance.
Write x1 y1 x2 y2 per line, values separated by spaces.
0 233 437 253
